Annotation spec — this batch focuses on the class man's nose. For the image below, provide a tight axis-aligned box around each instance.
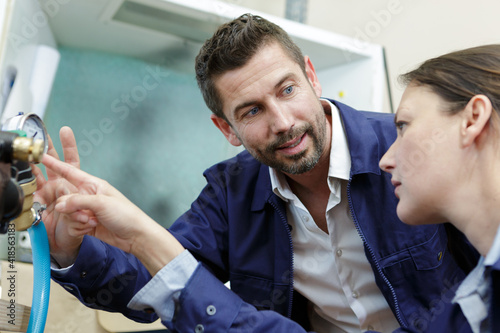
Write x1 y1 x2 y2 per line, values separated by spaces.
269 103 294 134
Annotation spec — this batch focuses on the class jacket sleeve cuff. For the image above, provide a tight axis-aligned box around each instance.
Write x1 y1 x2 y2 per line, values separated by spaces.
127 249 198 321
167 263 242 332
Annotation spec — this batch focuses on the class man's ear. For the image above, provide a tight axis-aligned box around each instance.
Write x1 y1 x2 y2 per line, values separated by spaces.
461 95 493 147
210 114 242 146
304 55 322 98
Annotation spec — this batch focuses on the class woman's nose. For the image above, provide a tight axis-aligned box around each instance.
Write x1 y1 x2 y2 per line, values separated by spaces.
379 142 396 173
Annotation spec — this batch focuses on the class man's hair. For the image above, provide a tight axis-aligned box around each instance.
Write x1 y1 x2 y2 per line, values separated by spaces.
195 13 305 119
400 44 500 115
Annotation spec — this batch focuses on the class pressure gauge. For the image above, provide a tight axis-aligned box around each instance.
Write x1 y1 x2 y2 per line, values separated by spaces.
2 113 49 155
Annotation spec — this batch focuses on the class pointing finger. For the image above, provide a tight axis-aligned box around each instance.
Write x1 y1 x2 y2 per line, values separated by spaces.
42 154 97 190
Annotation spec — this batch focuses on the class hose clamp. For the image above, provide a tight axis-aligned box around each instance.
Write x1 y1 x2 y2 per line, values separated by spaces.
32 202 46 226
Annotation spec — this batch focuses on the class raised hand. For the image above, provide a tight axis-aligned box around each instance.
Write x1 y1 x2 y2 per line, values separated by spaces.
32 127 84 267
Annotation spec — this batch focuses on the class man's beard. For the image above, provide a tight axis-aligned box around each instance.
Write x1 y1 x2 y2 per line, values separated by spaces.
243 113 327 175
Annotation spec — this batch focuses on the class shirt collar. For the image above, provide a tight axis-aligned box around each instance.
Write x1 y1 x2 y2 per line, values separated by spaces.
270 99 351 201
485 224 500 266
453 223 500 302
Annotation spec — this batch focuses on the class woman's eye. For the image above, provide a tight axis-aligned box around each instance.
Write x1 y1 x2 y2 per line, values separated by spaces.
395 121 407 132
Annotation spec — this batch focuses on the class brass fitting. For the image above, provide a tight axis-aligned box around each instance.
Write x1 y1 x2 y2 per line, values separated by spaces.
12 178 37 231
12 137 44 163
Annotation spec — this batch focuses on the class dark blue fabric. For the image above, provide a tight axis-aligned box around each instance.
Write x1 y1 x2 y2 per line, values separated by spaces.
52 100 479 332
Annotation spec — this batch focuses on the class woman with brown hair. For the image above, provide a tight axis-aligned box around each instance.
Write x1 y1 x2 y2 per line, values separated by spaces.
380 44 500 332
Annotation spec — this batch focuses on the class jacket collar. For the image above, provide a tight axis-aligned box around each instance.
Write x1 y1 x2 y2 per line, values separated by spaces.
251 161 279 211
329 99 385 176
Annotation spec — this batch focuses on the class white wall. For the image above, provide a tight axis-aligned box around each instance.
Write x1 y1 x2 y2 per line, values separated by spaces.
225 0 500 111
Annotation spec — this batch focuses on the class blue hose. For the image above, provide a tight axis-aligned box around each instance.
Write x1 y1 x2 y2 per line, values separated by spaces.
27 221 50 333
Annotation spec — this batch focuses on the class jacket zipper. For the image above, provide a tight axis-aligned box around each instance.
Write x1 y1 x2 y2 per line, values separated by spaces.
346 177 407 327
269 200 295 318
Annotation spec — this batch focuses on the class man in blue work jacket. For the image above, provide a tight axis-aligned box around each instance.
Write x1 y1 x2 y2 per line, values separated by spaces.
38 13 477 333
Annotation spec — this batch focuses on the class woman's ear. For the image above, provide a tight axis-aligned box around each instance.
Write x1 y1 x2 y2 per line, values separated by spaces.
210 114 242 147
461 95 493 147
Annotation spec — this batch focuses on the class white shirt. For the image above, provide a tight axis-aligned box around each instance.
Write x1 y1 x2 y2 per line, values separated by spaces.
269 99 399 332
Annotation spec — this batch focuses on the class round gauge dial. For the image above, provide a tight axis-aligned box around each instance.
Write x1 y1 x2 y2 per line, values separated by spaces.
2 113 49 154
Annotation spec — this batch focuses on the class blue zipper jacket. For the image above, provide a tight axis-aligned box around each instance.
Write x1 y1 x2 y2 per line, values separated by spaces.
52 100 477 332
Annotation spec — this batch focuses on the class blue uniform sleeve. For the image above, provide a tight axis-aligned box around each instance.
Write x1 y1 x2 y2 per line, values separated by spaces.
50 235 157 323
165 264 310 333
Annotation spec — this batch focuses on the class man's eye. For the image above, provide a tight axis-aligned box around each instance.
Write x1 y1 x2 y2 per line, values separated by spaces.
248 107 259 116
284 86 294 95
